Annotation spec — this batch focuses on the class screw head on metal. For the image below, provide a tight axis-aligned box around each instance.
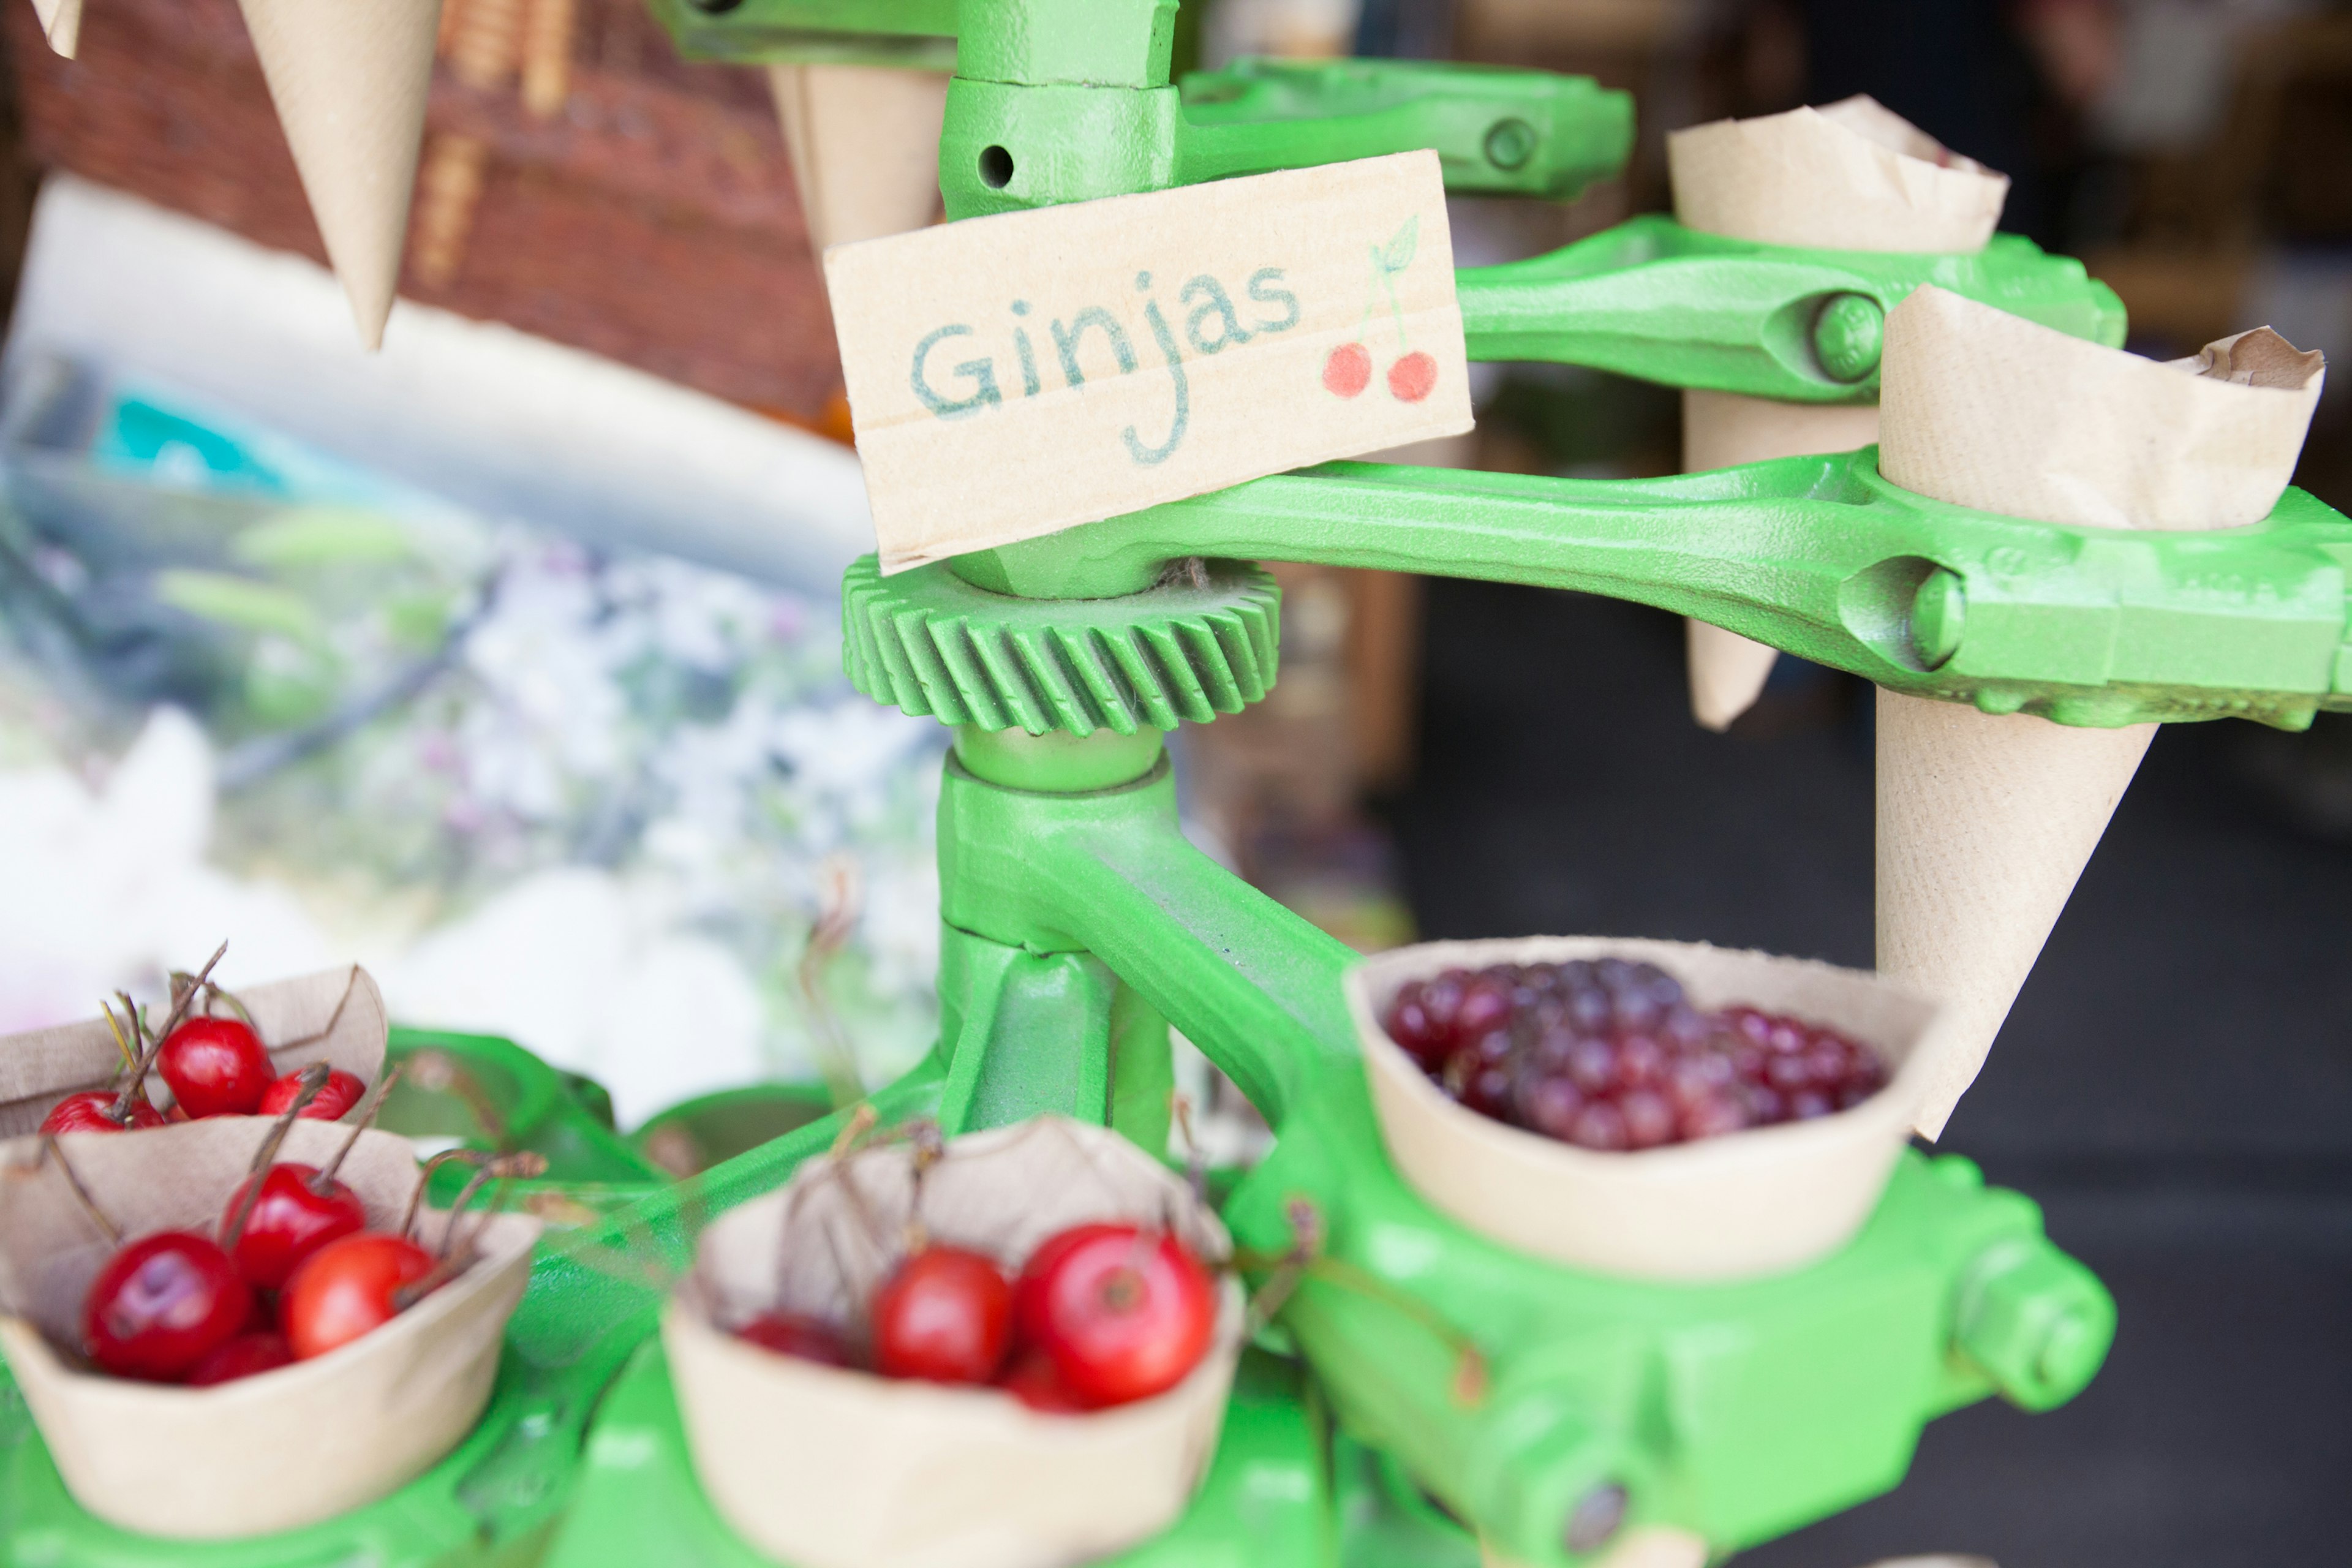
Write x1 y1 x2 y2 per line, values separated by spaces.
1910 567 1967 669
1812 292 1884 383
1485 118 1537 172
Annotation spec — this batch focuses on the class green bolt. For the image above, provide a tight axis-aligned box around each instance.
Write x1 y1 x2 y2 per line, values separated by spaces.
1954 1238 2116 1412
1485 116 1537 171
1811 292 1883 383
1909 567 1967 669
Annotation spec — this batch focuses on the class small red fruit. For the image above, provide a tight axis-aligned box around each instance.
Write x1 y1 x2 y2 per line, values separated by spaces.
82 1231 252 1382
1322 342 1372 398
282 1232 436 1360
157 1017 274 1118
222 1164 366 1291
1000 1350 1090 1413
1015 1224 1215 1408
1387 350 1438 403
259 1069 364 1121
184 1330 294 1387
39 1091 166 1135
736 1311 856 1368
870 1246 1012 1385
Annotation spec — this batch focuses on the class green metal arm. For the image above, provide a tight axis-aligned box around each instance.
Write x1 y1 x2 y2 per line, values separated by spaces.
948 449 2352 730
1459 216 2125 400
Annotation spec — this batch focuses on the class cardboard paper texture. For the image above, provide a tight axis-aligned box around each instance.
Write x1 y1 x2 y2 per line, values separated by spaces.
1881 287 2324 530
238 0 441 351
0 965 389 1136
667 1115 1245 1568
1876 289 2321 1136
826 150 1474 573
769 64 950 254
0 1120 539 1538
1671 99 2007 728
28 0 80 57
1348 937 1954 1283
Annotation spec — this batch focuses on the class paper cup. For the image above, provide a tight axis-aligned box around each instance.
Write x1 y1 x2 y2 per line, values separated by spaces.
0 1119 540 1538
666 1115 1244 1568
1348 937 1954 1283
0 965 389 1136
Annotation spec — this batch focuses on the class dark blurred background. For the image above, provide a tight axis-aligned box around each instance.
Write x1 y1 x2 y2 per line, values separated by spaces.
0 1 2342 1563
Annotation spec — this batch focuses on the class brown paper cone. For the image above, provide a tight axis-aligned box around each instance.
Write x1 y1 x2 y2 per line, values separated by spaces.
0 1120 540 1538
0 965 389 1136
238 0 441 351
1877 690 2154 1139
666 1115 1244 1568
1348 938 1954 1283
768 63 950 255
1483 1526 1709 1568
28 0 80 57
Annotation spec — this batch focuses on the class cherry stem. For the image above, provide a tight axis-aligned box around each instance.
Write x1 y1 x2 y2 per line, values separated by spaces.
37 1135 120 1247
108 942 228 1122
435 1152 546 1264
99 1003 137 1076
312 1062 403 1193
403 1148 491 1243
205 983 257 1031
218 1065 329 1251
402 1050 510 1148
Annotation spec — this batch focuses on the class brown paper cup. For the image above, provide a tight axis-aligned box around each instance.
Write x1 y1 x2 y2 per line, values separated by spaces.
0 1119 540 1538
666 1115 1245 1568
29 0 81 56
0 965 389 1137
1348 938 1952 1282
769 63 951 255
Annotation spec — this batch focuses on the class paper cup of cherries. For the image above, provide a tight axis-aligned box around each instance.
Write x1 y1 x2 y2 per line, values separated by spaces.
2 948 388 1139
1348 937 1956 1282
665 1114 1245 1568
0 1072 541 1539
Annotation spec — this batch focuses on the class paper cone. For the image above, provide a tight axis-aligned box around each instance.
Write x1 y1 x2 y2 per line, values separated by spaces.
0 965 388 1136
1877 691 2154 1139
0 1120 540 1538
1881 287 2324 530
1348 938 1954 1283
768 63 950 255
238 0 441 350
667 1115 1243 1568
28 0 80 57
1483 1526 1709 1568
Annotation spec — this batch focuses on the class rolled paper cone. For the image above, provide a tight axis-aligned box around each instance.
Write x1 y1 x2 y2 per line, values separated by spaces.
238 0 442 351
767 63 951 256
668 1115 1243 1568
1875 286 2323 1137
1670 98 2007 728
0 1120 540 1538
28 0 80 57
1483 1526 1710 1568
0 964 389 1135
1349 937 1954 1283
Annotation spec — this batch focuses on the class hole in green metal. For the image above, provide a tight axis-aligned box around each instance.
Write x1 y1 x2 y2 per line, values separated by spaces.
684 0 742 12
1836 555 1956 673
1564 1481 1627 1554
978 145 1015 190
1483 117 1537 171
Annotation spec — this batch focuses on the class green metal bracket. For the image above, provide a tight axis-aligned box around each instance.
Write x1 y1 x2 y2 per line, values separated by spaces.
1460 216 2126 400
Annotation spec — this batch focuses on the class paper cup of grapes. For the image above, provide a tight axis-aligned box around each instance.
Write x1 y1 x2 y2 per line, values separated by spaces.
1348 938 1956 1282
1 944 389 1137
0 1070 541 1539
664 1113 1245 1568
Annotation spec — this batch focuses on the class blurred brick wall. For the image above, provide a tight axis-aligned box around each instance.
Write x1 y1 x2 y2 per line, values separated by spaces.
4 0 844 422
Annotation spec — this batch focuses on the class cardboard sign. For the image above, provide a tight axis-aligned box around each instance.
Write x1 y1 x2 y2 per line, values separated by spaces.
825 151 1474 573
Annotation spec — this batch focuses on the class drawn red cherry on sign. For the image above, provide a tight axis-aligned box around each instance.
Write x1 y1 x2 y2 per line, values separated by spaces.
1387 351 1438 404
1323 342 1372 398
221 1163 367 1291
736 1311 856 1368
870 1245 1012 1384
1014 1223 1216 1407
259 1069 364 1121
39 1091 166 1136
82 1231 253 1381
282 1232 437 1360
158 1016 274 1118
184 1329 294 1387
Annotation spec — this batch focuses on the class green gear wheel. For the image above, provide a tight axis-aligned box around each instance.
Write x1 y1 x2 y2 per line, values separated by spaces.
842 555 1283 736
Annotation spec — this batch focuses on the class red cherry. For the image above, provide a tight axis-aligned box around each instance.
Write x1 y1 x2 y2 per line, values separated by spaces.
184 1330 294 1387
999 1350 1090 1413
157 1017 274 1118
282 1232 436 1360
259 1069 364 1121
81 1231 252 1382
221 1164 366 1291
1322 342 1371 398
39 1091 165 1135
1014 1224 1215 1408
870 1246 1012 1384
1387 350 1438 403
736 1311 856 1368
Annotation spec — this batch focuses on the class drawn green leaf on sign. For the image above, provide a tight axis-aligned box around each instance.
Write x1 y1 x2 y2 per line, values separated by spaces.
1378 216 1419 276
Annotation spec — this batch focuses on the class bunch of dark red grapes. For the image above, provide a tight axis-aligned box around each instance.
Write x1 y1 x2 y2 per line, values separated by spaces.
1381 957 1888 1152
